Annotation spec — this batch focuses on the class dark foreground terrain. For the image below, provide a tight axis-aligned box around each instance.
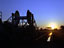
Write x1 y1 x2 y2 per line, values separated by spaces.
0 22 64 48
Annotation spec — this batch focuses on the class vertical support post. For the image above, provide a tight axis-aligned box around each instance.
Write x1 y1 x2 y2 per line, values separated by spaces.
0 11 2 21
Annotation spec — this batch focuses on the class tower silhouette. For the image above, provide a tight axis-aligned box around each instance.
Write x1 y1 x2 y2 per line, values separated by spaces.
0 11 2 23
0 11 2 20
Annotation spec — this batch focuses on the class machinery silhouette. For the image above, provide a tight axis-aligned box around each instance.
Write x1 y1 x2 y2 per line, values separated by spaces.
7 10 37 27
0 11 2 23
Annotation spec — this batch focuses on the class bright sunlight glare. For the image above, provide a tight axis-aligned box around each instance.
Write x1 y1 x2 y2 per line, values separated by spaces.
51 24 55 29
47 36 51 42
49 32 52 36
48 23 58 29
47 32 52 42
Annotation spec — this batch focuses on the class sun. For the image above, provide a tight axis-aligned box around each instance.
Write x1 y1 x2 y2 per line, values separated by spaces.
50 24 55 29
48 23 58 29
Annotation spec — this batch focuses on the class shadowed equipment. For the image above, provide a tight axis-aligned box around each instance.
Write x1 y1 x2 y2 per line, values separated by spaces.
7 10 37 27
0 11 2 23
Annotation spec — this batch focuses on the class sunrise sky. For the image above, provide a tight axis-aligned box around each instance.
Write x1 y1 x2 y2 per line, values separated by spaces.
0 0 64 28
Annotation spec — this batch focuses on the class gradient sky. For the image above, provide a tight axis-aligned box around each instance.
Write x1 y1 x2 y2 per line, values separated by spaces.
0 0 64 28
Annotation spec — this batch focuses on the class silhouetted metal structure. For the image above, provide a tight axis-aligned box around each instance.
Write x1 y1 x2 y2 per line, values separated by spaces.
0 11 2 23
0 11 2 20
7 10 37 27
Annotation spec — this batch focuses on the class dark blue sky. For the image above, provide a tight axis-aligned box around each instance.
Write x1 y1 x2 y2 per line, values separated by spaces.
0 0 64 28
